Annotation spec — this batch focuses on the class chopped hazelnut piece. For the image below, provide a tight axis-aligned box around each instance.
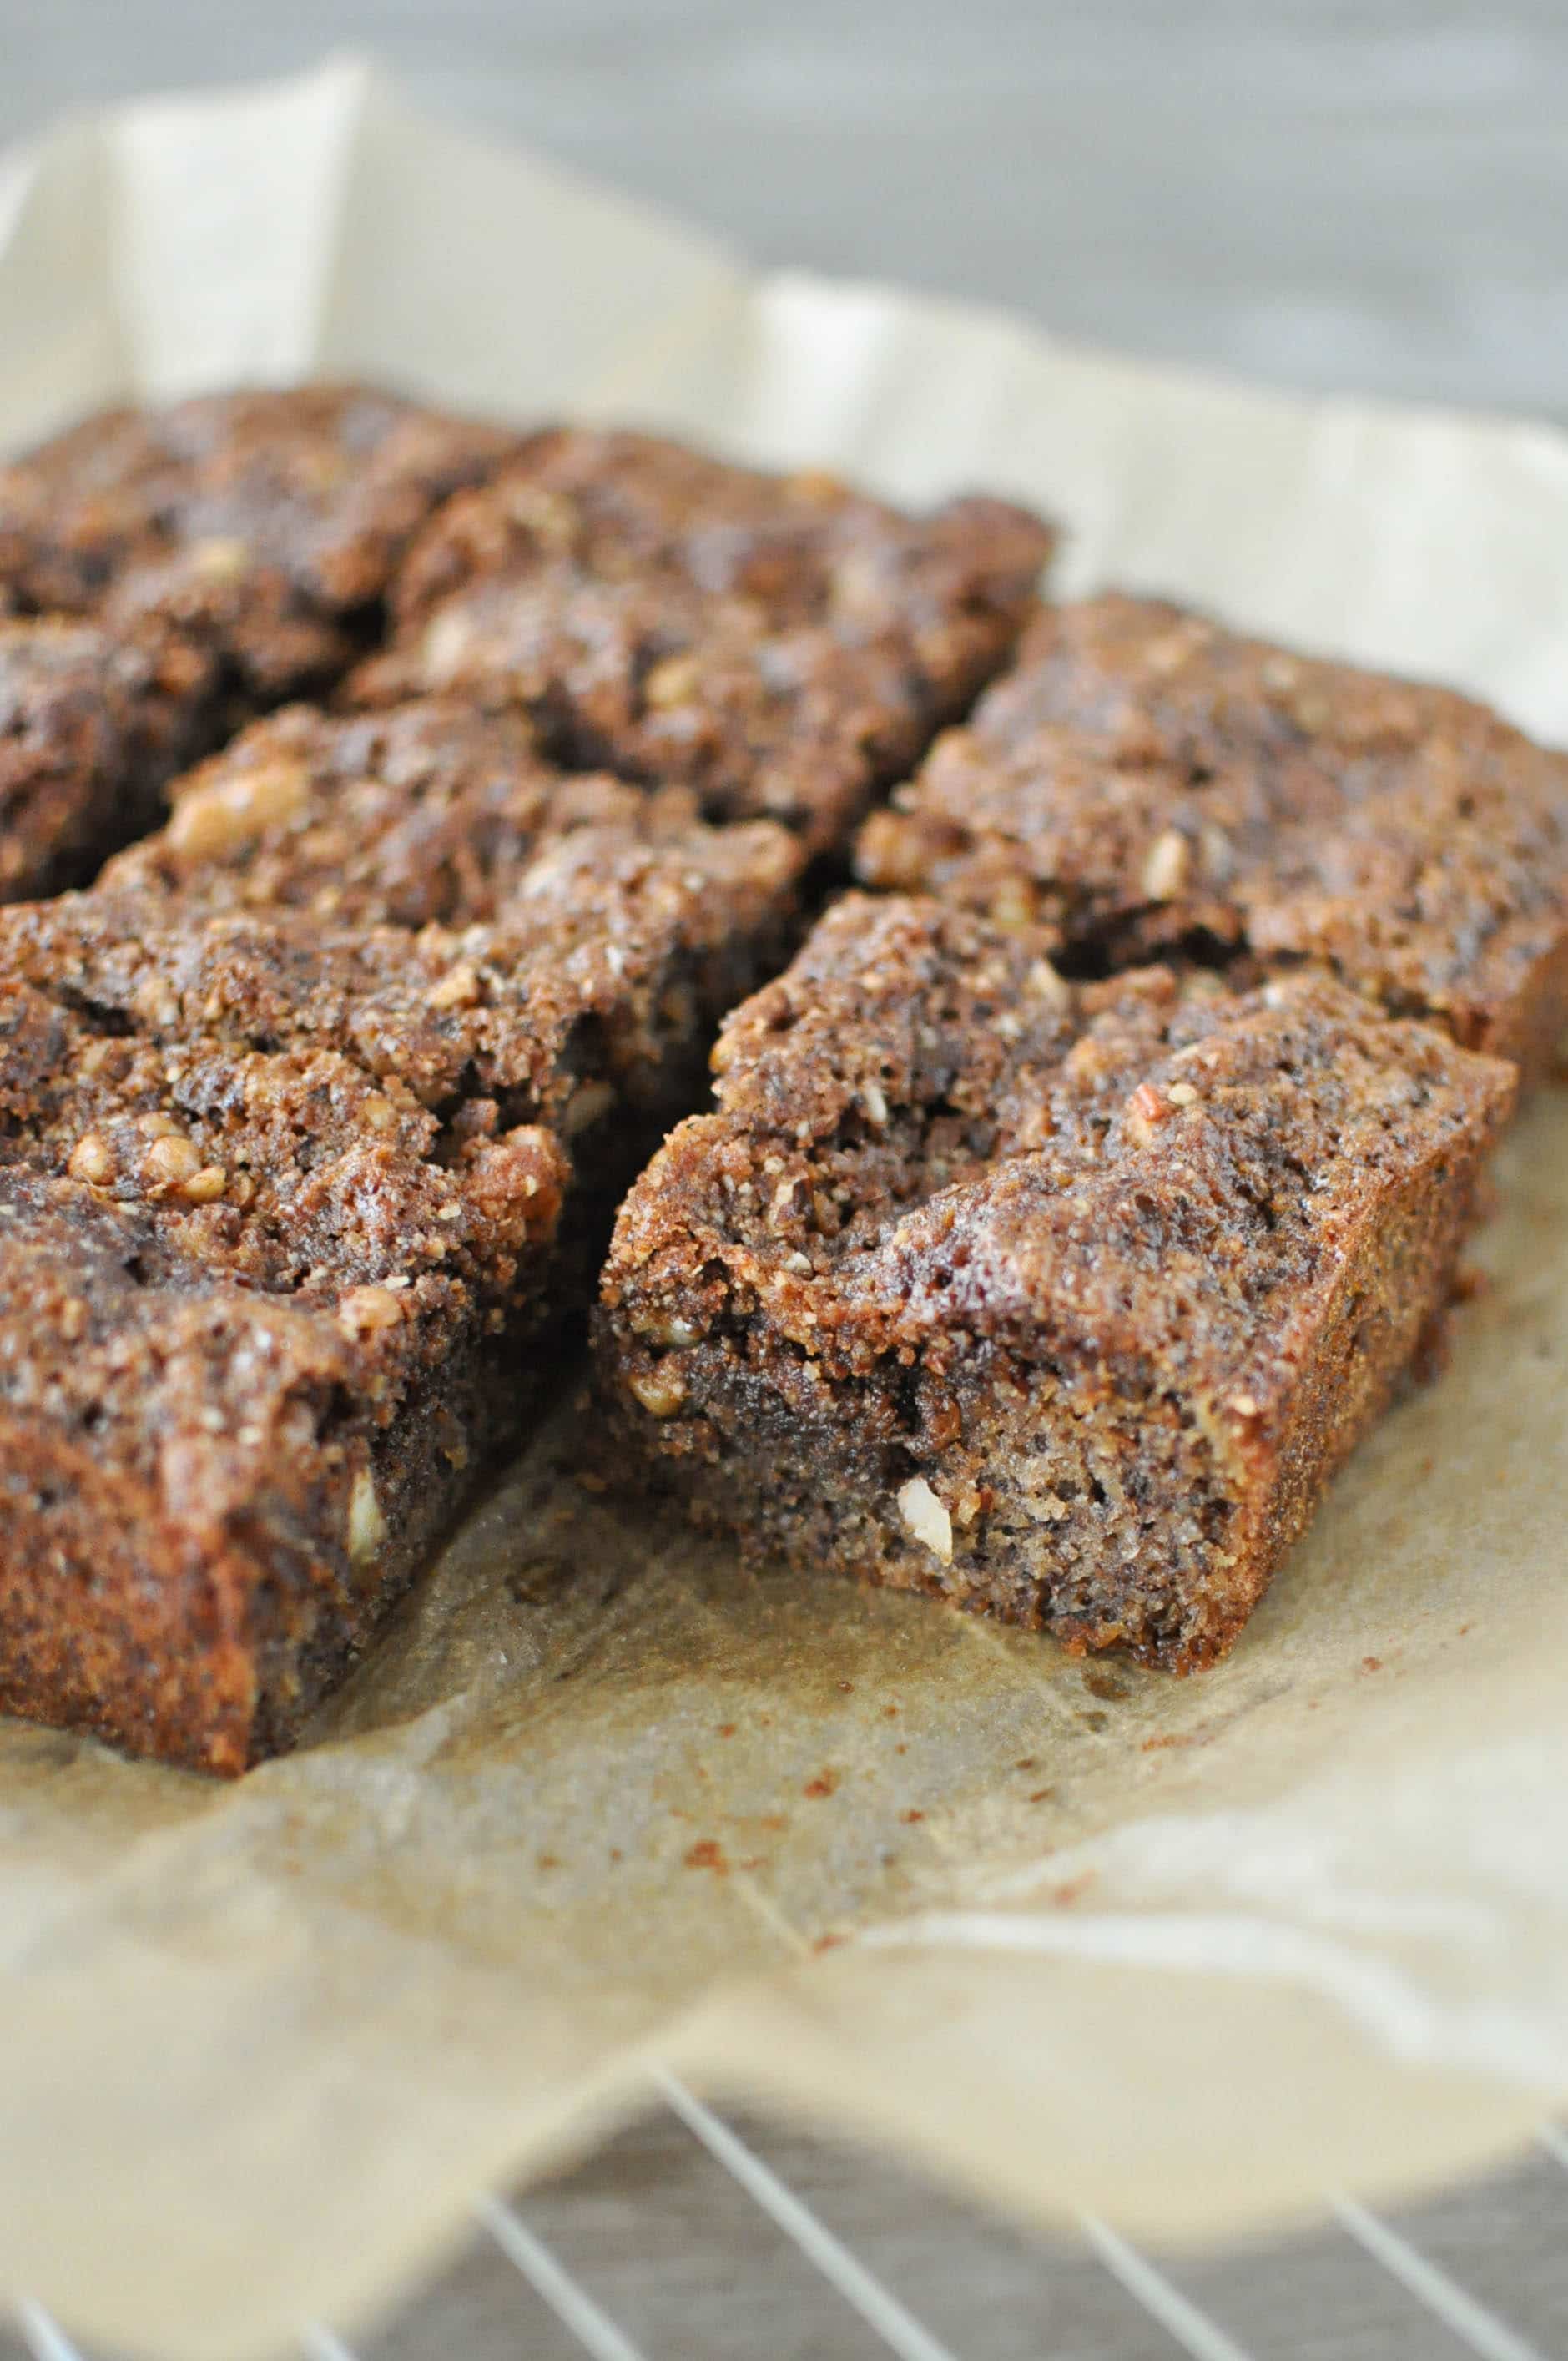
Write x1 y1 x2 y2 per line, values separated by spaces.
167 761 310 859
426 962 482 1011
898 1476 954 1564
1026 956 1070 1008
1141 828 1190 901
1124 1082 1172 1140
140 1134 204 1189
644 653 700 709
628 1367 686 1419
347 1468 387 1566
189 536 250 581
337 1285 406 1338
67 1133 114 1186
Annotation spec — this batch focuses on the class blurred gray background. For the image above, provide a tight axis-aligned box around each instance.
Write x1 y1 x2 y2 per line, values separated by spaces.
2 8 1566 2357
2 0 1565 421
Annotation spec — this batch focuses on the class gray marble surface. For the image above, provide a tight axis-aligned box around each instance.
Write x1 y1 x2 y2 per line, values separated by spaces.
2 7 1566 2356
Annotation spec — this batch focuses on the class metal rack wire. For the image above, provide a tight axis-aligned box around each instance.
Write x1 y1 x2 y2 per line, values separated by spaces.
13 2084 1563 2361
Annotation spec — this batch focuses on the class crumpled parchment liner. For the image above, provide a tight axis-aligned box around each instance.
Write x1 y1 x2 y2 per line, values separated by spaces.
0 56 1566 2361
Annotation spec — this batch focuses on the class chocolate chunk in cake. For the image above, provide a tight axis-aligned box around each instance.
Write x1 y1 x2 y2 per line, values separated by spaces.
597 895 1513 1672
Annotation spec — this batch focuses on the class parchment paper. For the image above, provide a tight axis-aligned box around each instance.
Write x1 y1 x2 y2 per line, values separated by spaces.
3 55 1568 2361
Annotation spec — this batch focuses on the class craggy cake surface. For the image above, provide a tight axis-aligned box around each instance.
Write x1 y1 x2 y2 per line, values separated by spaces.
0 814 799 1772
0 616 220 898
0 385 521 708
24 810 802 1236
351 427 1055 852
858 593 1568 1078
101 697 708 929
597 895 1514 1671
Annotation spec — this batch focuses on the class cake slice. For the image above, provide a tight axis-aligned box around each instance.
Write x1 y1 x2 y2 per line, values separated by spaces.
597 895 1513 1672
857 594 1568 1082
350 427 1055 853
0 812 799 1772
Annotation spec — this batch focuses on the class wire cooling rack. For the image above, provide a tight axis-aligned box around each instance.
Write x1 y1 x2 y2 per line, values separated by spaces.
9 2083 1565 2361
